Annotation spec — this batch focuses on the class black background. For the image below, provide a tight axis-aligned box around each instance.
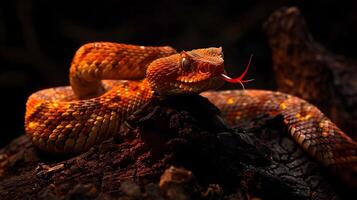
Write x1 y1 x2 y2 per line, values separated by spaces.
1 0 357 146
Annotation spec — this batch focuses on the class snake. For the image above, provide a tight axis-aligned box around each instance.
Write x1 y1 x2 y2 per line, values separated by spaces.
25 43 357 186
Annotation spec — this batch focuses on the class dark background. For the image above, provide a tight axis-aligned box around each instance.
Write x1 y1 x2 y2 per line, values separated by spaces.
1 0 357 147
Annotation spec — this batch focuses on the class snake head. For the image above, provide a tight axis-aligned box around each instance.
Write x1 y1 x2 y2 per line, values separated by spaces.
146 47 226 95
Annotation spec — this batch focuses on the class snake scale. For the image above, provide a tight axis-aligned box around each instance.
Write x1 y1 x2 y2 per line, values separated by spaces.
25 43 356 186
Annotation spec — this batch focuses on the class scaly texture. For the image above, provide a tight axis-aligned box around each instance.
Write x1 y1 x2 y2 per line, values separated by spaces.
202 90 357 186
25 43 356 186
25 80 153 153
69 43 177 98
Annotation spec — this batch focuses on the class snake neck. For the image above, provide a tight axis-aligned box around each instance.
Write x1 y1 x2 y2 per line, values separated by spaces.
116 79 155 113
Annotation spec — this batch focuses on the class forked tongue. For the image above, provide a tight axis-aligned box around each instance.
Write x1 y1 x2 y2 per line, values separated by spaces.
220 55 253 88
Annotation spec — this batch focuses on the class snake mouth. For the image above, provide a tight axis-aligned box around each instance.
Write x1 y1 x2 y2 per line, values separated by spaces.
172 76 223 94
171 55 253 93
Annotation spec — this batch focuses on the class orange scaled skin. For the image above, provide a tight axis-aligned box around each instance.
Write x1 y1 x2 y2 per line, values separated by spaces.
25 43 356 186
25 43 225 153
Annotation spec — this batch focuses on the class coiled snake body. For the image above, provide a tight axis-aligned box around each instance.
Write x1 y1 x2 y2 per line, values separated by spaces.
25 43 357 186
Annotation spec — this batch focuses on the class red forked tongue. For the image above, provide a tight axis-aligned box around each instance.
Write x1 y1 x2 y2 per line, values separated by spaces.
220 55 253 88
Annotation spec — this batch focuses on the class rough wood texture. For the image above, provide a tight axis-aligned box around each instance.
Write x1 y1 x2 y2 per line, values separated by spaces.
264 7 357 139
0 95 351 199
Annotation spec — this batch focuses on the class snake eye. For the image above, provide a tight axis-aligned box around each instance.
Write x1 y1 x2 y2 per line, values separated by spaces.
181 57 191 71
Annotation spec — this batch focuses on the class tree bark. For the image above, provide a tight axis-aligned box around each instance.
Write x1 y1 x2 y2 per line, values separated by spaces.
0 95 348 199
